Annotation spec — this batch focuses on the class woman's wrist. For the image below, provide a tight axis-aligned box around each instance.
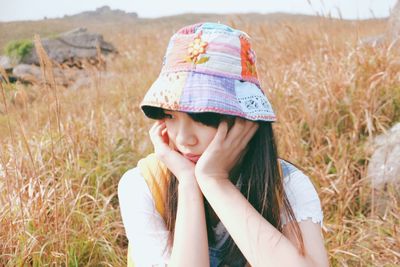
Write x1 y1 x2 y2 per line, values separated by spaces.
178 177 201 192
196 175 233 193
196 172 230 184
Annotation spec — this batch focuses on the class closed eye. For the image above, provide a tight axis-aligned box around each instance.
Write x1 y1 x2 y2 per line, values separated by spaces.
164 113 174 119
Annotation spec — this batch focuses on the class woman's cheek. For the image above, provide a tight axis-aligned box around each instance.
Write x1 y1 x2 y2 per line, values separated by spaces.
165 122 176 139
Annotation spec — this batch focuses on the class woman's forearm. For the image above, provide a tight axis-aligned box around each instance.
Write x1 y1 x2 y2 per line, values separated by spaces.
168 180 209 267
198 178 314 267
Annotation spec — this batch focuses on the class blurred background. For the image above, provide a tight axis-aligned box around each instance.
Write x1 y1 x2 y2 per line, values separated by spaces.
0 0 399 266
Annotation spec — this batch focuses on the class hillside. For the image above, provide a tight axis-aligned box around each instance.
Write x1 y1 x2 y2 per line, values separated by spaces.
0 6 389 53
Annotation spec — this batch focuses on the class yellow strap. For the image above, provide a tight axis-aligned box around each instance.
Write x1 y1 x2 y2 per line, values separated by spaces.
137 153 169 219
127 153 170 266
278 160 283 179
127 245 135 267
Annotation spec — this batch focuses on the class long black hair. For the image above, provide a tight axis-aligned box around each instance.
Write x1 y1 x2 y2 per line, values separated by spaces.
160 111 305 265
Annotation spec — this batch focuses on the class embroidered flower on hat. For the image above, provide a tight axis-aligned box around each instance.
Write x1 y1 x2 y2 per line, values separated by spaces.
185 35 209 64
240 36 258 78
246 47 256 76
246 49 257 76
247 49 256 65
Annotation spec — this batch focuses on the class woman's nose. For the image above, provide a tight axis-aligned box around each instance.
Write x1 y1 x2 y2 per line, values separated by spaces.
175 124 197 147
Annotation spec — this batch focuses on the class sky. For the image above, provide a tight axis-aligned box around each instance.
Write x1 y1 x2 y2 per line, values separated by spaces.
0 0 397 22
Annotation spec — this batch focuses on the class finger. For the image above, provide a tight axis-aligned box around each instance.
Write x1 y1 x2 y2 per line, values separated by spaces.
149 120 162 135
149 121 169 149
209 120 229 146
150 122 187 158
225 117 248 144
228 120 257 150
156 139 196 172
161 127 169 143
241 120 258 137
149 121 163 138
239 122 259 149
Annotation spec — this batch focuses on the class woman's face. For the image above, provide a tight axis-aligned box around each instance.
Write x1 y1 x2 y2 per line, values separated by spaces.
162 110 218 163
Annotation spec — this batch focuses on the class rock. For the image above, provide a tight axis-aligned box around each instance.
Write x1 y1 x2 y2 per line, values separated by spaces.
0 56 13 70
367 123 400 189
12 64 42 83
360 1 400 47
12 64 67 85
69 76 92 91
68 70 120 90
0 56 20 83
388 0 400 41
359 34 386 47
21 28 116 65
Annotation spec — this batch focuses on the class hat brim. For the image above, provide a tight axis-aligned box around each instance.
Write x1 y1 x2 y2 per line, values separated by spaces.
141 71 276 122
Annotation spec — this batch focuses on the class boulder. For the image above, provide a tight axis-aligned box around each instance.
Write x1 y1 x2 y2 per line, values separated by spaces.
388 0 400 40
360 1 400 47
0 56 13 70
12 64 42 83
21 28 116 65
12 64 67 85
359 34 386 47
69 75 92 91
367 123 400 189
0 56 14 82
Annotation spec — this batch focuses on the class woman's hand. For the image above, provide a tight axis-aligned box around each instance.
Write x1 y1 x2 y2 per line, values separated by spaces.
149 120 197 184
195 117 259 182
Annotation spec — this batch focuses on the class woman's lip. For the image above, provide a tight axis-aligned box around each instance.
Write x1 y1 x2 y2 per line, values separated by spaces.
182 154 200 162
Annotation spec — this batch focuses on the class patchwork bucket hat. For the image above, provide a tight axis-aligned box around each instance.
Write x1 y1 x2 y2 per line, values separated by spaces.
140 22 276 122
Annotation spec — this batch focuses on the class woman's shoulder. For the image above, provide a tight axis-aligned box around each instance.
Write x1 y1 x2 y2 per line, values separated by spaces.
118 167 143 189
118 167 152 202
278 159 314 186
278 159 324 226
278 159 300 178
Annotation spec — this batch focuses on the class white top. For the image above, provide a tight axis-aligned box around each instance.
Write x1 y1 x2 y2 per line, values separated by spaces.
118 161 323 266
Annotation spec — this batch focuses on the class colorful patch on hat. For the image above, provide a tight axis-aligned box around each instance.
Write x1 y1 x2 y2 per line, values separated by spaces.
179 72 243 114
240 36 258 80
234 80 275 120
164 35 195 71
142 72 189 110
194 31 242 78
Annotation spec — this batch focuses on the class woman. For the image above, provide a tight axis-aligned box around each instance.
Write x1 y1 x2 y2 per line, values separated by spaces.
119 22 329 266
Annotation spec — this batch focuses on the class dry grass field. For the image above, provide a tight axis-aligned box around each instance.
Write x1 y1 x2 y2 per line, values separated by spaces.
1 13 399 266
